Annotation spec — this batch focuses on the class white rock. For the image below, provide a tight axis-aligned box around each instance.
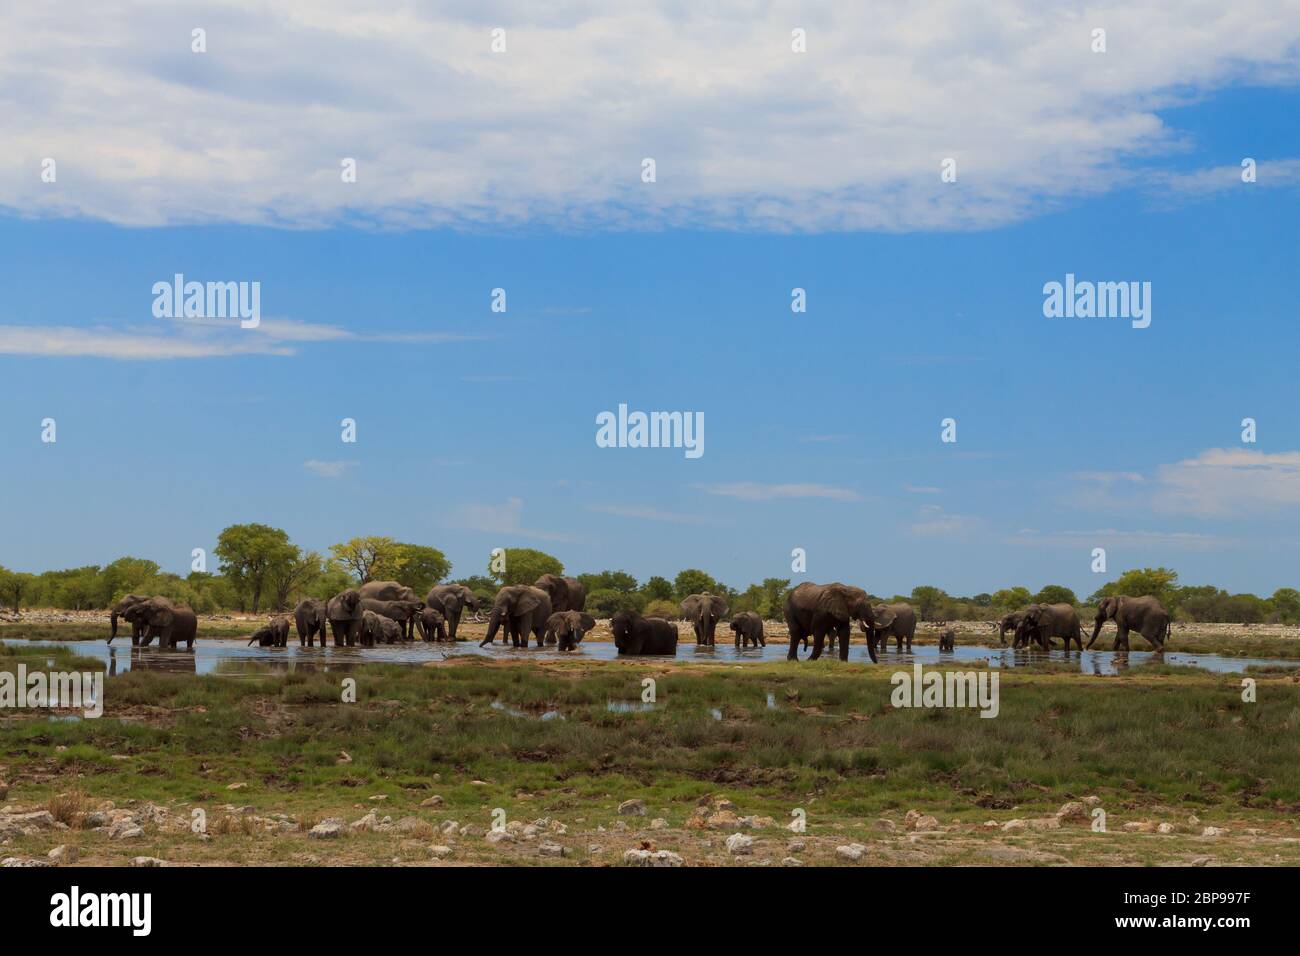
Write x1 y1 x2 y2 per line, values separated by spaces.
538 842 566 857
835 843 867 861
623 848 684 867
130 856 165 867
1202 826 1228 837
781 856 803 867
725 833 754 856
48 844 78 864
308 819 344 840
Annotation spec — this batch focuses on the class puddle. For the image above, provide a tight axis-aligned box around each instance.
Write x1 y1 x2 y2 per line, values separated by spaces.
6 637 1297 677
490 700 563 721
606 700 657 712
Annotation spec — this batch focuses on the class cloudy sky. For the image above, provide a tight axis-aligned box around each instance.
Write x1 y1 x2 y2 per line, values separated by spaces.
2 1 1299 596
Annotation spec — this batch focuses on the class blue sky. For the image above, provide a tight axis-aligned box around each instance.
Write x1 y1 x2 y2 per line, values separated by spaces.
1 4 1299 597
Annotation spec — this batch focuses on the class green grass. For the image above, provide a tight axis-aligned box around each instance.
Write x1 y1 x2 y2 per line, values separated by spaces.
5 654 1299 825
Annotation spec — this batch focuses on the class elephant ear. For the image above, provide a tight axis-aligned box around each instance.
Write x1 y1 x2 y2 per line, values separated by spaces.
710 596 729 615
515 588 546 615
679 597 698 617
872 604 897 628
816 585 851 618
579 613 596 631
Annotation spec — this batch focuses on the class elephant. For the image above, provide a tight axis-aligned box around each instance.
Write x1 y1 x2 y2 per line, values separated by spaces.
680 593 729 646
995 610 1028 646
248 616 291 647
378 617 403 644
546 610 597 651
416 606 448 642
129 598 197 649
109 593 156 645
360 598 422 641
728 611 765 648
358 609 387 647
358 581 423 638
481 586 553 648
784 582 879 663
326 589 365 647
866 602 916 653
610 610 678 656
937 628 956 652
1014 603 1085 651
425 584 483 640
1088 595 1171 651
293 598 328 647
534 574 588 613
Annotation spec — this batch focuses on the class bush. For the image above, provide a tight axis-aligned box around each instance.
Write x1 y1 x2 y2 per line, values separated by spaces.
586 589 645 617
642 599 679 619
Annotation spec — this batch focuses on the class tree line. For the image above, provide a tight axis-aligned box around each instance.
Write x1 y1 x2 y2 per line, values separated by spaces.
0 526 1296 625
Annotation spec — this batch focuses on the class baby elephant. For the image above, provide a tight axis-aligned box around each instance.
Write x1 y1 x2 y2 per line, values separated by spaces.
729 611 765 648
248 616 291 647
416 607 448 642
546 611 597 651
937 628 956 652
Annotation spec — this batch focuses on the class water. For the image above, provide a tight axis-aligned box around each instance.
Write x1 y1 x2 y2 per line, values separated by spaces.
10 637 1298 677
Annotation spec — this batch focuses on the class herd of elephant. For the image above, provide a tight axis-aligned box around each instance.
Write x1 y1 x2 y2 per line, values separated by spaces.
106 577 1174 662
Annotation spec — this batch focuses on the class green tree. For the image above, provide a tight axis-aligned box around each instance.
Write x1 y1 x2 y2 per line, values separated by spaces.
329 536 403 583
1270 587 1300 623
1033 585 1078 606
990 587 1033 610
0 567 35 611
101 556 161 604
268 549 325 612
909 585 950 621
489 548 563 587
642 576 674 601
586 588 644 616
760 577 791 619
392 544 451 594
673 569 720 601
1089 567 1179 609
215 523 297 612
578 570 638 593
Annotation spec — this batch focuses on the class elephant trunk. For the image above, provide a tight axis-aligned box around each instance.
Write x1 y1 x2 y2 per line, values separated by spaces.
481 607 504 647
1087 615 1104 649
109 609 119 644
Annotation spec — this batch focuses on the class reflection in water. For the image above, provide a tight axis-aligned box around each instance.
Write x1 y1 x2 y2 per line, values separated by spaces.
12 637 1298 678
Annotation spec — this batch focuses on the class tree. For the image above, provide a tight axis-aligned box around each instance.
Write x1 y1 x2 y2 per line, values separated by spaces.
0 567 35 612
909 585 950 621
393 544 451 594
674 569 720 600
642 576 674 602
329 536 403 583
1089 567 1179 609
215 523 297 613
586 588 644 616
990 587 1033 610
489 548 562 587
760 578 791 619
1270 587 1300 623
1034 585 1078 606
578 570 638 593
100 556 161 603
268 549 325 612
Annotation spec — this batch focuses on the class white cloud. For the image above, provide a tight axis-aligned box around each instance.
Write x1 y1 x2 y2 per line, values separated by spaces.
3 2 1298 231
303 459 357 478
903 484 943 494
908 504 981 537
696 482 860 502
588 503 718 526
446 497 578 542
0 317 485 360
1009 528 1218 550
1151 448 1300 516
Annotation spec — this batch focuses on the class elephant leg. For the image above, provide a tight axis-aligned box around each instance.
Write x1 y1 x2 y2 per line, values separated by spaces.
1114 625 1129 651
809 627 827 660
787 625 804 661
837 623 851 662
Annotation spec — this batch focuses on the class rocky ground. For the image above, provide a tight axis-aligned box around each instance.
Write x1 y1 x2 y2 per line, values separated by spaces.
3 788 1296 868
